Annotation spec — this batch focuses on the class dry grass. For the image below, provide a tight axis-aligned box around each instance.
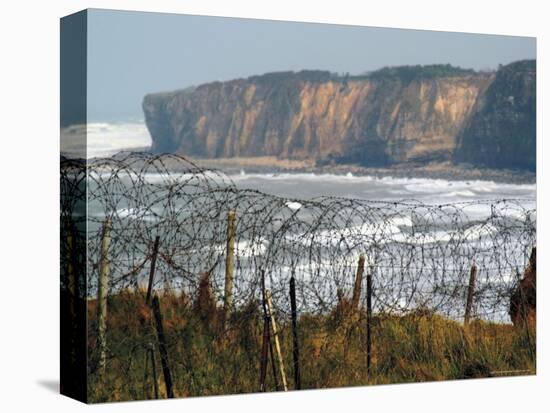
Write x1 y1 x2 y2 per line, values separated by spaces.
86 289 535 403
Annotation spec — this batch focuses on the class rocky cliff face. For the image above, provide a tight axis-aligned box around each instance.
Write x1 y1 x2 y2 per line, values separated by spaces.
454 60 536 171
143 62 535 170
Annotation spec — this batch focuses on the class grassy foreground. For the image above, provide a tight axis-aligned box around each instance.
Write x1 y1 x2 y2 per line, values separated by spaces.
87 289 535 403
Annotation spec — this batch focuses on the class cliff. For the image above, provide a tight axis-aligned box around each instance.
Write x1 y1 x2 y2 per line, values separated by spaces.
454 60 536 171
143 62 535 170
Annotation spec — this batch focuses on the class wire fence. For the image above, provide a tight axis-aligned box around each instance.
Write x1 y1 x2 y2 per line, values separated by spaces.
60 152 536 400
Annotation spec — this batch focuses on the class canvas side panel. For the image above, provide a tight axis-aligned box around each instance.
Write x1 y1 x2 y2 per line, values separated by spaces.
60 9 88 404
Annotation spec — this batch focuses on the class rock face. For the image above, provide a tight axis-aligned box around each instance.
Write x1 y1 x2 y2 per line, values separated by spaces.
143 61 535 170
454 60 536 171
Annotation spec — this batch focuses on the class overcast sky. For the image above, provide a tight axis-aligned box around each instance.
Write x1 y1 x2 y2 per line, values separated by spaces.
86 8 536 122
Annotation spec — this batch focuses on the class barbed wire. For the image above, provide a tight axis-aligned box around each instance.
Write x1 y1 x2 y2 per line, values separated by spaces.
61 152 536 399
61 152 536 323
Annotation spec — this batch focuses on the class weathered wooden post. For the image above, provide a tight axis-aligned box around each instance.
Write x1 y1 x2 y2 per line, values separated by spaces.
142 343 159 400
464 264 478 326
268 332 280 390
224 210 236 322
352 254 365 311
151 294 174 398
259 315 270 392
265 289 288 391
146 235 161 306
260 270 270 392
143 347 150 399
97 218 111 372
289 275 301 390
143 238 161 398
366 263 373 377
149 345 159 399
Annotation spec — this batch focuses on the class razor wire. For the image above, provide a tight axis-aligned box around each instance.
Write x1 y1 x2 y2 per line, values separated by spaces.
61 153 536 324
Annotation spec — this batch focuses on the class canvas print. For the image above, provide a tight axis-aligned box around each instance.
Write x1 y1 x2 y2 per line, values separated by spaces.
60 9 536 403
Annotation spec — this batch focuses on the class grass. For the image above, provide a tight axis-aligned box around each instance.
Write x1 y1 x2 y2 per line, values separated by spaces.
86 288 535 403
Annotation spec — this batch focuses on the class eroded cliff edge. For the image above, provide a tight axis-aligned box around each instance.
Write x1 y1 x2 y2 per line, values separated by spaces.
454 60 536 171
143 61 535 171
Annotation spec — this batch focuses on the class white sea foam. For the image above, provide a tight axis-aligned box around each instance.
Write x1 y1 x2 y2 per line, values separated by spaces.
442 190 477 198
229 171 534 204
115 207 158 222
285 201 303 210
212 238 268 258
61 121 152 158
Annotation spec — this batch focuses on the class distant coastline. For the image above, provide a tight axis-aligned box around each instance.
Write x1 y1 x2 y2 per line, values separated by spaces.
192 156 536 185
87 151 535 185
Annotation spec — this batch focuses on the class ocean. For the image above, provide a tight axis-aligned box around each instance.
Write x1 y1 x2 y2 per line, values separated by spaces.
229 170 536 205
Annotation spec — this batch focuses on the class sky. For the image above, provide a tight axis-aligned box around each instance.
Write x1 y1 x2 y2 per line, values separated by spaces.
87 8 536 122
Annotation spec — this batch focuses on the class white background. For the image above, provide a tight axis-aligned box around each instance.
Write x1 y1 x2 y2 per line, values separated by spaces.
0 0 547 411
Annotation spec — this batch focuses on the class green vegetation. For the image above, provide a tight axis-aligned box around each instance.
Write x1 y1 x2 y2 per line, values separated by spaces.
361 64 477 83
244 65 478 86
87 288 535 402
248 70 334 84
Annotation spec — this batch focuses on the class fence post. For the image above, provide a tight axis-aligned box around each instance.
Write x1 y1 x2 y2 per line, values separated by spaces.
97 218 111 372
259 314 270 392
149 345 159 399
289 275 301 390
268 330 280 391
142 346 150 399
352 254 365 311
224 210 236 322
151 294 174 398
260 277 280 391
265 289 288 391
464 264 477 326
260 270 270 392
146 236 160 306
366 263 373 377
142 343 159 400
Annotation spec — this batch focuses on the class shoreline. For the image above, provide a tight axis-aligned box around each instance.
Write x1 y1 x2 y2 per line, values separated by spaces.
90 152 536 185
192 157 536 185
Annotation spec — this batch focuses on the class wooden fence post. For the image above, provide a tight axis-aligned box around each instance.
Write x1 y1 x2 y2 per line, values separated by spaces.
260 279 280 391
142 343 159 400
366 263 373 377
268 331 280 390
265 289 288 391
224 210 236 322
146 235 160 306
149 345 159 399
151 294 174 398
352 254 365 311
259 315 270 392
464 264 477 326
289 275 301 390
97 218 111 372
260 270 270 392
